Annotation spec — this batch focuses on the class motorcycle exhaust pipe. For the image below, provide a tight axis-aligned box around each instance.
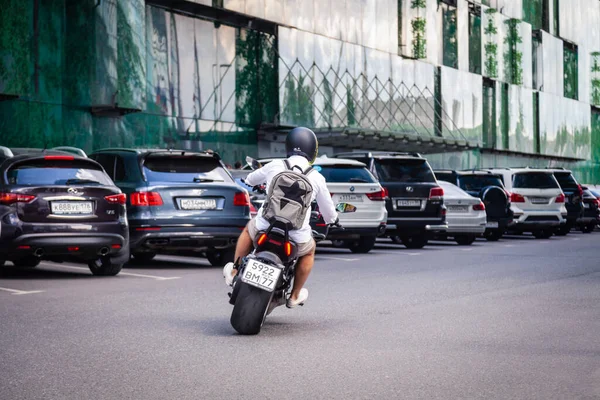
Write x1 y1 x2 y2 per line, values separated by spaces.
34 248 44 257
98 247 109 256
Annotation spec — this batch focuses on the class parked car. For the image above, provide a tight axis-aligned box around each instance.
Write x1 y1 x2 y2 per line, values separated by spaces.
589 189 600 228
485 168 567 238
0 149 129 275
577 187 600 233
434 169 512 241
229 169 261 217
309 156 387 253
88 149 251 266
545 168 584 235
435 181 487 245
334 152 446 249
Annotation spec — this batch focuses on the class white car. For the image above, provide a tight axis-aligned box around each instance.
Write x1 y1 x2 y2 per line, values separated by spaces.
437 181 487 245
312 156 388 253
486 168 567 238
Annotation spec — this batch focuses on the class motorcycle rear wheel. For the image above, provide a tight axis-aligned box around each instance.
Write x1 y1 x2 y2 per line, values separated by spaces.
230 281 273 335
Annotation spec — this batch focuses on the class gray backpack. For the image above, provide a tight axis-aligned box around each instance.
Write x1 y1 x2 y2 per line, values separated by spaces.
262 160 314 230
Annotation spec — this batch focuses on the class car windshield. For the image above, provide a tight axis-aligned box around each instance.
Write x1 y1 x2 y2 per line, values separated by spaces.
553 172 578 190
513 172 559 189
458 175 504 192
143 155 233 183
375 159 436 183
316 165 377 183
7 160 113 186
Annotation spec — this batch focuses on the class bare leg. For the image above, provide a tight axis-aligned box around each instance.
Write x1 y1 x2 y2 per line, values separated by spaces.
230 225 254 275
290 245 315 301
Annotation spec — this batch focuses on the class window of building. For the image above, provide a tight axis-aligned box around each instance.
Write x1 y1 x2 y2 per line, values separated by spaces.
564 41 578 100
468 3 482 74
439 1 458 69
482 78 497 149
523 0 543 30
532 30 542 90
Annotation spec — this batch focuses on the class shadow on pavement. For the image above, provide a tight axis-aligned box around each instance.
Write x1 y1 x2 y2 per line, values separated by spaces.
0 265 92 280
124 256 214 270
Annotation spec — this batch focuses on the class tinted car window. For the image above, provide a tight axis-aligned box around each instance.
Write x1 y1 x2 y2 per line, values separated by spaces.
513 172 559 189
374 159 436 183
7 160 113 186
434 172 456 184
553 172 578 190
114 156 127 182
143 155 233 183
458 175 504 191
317 166 377 183
92 154 115 179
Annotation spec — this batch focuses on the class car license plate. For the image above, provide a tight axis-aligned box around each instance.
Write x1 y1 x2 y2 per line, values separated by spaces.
51 201 93 215
397 199 421 207
180 198 216 210
584 203 590 208
529 197 549 204
241 259 281 292
338 194 363 202
486 221 499 228
448 205 469 212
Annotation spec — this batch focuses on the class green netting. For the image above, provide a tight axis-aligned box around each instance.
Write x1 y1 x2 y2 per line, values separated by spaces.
522 0 543 30
468 12 482 75
592 110 600 163
564 45 578 100
482 81 496 148
0 0 32 96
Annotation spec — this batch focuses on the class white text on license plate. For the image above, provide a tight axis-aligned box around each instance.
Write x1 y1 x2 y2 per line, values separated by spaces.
51 201 93 215
338 194 363 202
397 200 421 207
241 259 281 292
180 198 216 210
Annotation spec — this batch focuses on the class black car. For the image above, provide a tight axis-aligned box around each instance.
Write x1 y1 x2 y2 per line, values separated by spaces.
0 149 129 275
89 149 251 266
578 187 600 233
434 169 513 241
334 152 446 249
546 168 584 235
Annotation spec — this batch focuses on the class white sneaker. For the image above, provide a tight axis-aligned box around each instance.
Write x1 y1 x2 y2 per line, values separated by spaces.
286 288 309 308
223 262 235 286
266 294 286 315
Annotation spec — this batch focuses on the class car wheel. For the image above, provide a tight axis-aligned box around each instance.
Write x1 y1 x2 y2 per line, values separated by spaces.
390 236 403 245
581 223 595 234
555 225 571 236
206 248 235 267
348 236 377 254
533 229 552 239
455 235 476 246
0 259 5 267
12 257 41 268
131 252 157 263
331 240 346 248
88 257 123 276
484 230 503 241
401 235 428 249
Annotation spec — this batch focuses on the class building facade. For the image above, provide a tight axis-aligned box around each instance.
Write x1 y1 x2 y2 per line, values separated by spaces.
1 0 599 182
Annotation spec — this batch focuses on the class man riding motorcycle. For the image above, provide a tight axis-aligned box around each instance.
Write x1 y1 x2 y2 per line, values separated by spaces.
223 127 339 310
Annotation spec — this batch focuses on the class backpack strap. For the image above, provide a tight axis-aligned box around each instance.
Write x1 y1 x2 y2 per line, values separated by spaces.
303 166 314 175
283 159 291 170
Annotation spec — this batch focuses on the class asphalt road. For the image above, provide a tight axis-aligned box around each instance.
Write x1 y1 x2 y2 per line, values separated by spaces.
1 232 599 400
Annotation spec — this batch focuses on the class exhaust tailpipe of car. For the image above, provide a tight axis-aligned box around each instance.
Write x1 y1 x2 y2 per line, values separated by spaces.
34 248 44 257
98 247 109 256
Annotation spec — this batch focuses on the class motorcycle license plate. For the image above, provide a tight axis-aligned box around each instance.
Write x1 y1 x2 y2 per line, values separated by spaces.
241 259 281 292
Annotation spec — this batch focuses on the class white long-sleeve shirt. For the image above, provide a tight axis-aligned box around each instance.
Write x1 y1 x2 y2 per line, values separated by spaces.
245 155 338 243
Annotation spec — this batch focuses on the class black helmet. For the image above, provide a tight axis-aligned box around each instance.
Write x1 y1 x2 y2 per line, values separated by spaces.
286 127 318 163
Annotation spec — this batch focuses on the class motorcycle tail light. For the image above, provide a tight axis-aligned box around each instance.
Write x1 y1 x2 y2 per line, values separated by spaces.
284 242 292 257
257 233 268 246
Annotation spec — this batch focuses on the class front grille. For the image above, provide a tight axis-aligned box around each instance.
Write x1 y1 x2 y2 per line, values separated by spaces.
525 216 560 222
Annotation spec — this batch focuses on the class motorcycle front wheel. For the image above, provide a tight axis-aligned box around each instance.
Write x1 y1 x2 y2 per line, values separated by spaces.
230 281 273 335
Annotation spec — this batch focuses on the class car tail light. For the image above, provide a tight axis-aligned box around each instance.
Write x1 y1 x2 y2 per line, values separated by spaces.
555 194 565 203
257 233 268 246
68 246 80 252
577 184 584 197
249 203 257 215
17 245 31 250
284 242 292 257
135 227 161 231
233 191 251 206
0 193 36 205
366 188 387 201
429 187 444 200
44 155 74 161
473 202 486 211
105 193 126 205
510 193 525 203
130 192 163 206
111 244 122 249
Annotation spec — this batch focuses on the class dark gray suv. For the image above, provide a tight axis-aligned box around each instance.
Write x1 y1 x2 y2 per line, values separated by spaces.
89 149 251 266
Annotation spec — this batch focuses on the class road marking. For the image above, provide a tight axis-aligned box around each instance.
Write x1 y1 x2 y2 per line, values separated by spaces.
317 256 359 262
504 244 515 247
572 238 580 241
44 264 181 281
0 287 45 295
373 251 421 256
460 248 473 252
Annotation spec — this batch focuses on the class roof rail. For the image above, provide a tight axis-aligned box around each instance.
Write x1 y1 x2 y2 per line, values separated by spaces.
51 146 87 158
0 146 14 158
335 151 422 158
